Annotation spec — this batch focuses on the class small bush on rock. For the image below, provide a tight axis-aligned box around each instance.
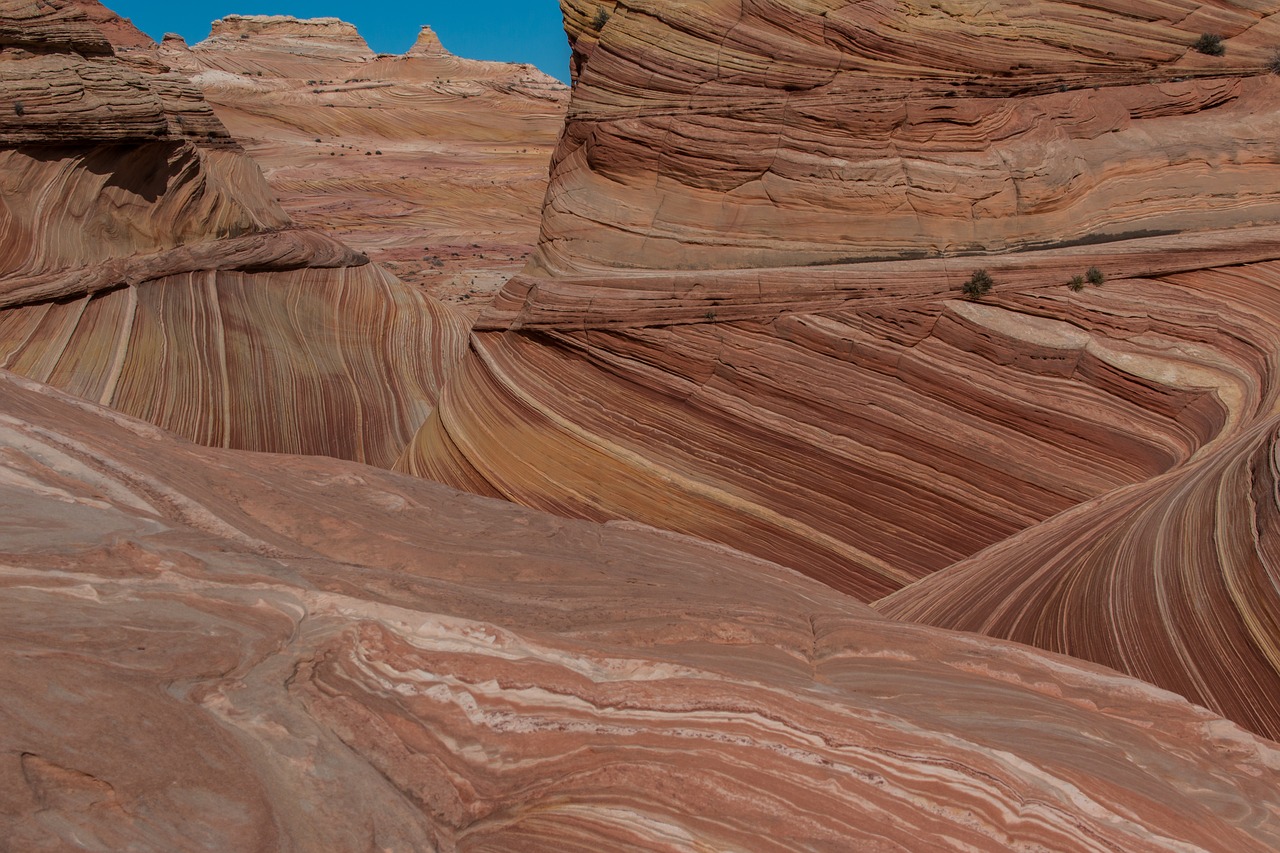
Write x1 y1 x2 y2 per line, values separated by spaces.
962 269 994 300
1086 266 1106 286
1193 33 1225 56
1268 51 1280 74
1068 275 1085 292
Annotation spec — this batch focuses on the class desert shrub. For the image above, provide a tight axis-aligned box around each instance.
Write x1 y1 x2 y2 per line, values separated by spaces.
13 101 24 116
1193 33 1225 56
962 269 994 300
1268 51 1280 74
1086 266 1105 286
593 7 610 29
1068 275 1085 292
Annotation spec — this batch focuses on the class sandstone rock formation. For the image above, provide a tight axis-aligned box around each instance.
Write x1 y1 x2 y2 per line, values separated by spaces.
405 0 1280 593
3 367 1280 849
397 0 1280 742
157 15 569 315
0 0 467 467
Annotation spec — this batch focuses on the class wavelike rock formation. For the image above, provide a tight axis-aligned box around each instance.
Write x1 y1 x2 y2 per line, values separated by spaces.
404 0 1280 592
0 0 467 467
399 0 1280 742
879 401 1280 739
4 367 1280 850
156 15 568 314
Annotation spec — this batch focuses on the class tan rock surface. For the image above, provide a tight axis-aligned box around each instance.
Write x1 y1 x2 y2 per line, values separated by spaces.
543 0 1280 274
157 15 568 317
0 0 468 467
3 367 1280 850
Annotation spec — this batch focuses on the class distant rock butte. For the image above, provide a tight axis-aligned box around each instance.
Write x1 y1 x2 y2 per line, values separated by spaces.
156 14 567 316
3 367 1280 850
399 0 1280 743
0 0 467 466
207 14 372 58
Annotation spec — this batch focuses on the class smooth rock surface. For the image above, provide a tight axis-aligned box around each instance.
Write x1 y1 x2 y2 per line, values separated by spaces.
2 368 1280 850
879 392 1280 740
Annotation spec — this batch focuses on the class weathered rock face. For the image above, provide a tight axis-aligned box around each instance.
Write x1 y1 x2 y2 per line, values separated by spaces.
4 367 1280 850
0 0 468 467
157 15 568 316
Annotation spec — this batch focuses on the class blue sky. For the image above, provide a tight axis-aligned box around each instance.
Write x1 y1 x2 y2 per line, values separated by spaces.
106 0 572 81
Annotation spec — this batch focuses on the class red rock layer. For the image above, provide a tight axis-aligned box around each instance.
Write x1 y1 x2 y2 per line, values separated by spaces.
3 367 1280 850
0 0 467 466
399 0 1280 744
156 15 568 316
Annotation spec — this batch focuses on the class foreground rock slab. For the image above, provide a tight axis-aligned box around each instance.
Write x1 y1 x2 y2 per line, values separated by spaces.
1 369 1279 849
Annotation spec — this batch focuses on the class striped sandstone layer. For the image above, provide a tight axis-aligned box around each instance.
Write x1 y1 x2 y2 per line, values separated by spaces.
3 367 1280 850
0 0 467 467
157 16 568 315
538 0 1280 274
879 399 1280 740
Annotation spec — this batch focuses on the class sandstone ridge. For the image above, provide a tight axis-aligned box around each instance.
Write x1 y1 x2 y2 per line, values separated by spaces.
158 11 567 313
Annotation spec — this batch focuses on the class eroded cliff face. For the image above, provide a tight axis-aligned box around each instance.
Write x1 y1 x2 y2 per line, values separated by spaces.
156 15 569 315
546 0 1280 273
4 368 1280 850
0 0 468 467
402 0 1280 741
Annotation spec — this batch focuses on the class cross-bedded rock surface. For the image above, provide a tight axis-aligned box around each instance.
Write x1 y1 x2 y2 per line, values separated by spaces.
400 0 1280 740
0 0 468 467
7 0 1280 846
3 367 1280 849
156 15 568 316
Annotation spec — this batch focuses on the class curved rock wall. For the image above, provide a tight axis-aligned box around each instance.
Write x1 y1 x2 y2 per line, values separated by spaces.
407 227 1280 600
879 397 1280 740
402 0 1280 742
543 0 1280 273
